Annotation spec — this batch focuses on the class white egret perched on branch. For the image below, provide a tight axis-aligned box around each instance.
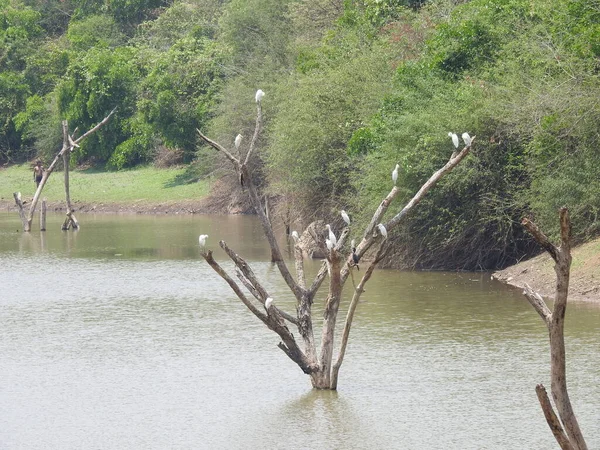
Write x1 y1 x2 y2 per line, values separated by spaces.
235 133 243 149
255 89 265 103
198 234 208 249
341 210 350 226
377 223 388 239
462 132 471 147
265 297 273 311
325 238 334 251
392 164 399 185
448 132 459 148
325 224 337 246
291 230 299 243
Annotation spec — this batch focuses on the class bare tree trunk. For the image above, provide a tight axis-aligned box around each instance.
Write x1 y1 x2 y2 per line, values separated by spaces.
61 127 79 231
522 208 587 450
40 199 47 232
13 192 27 230
196 97 473 389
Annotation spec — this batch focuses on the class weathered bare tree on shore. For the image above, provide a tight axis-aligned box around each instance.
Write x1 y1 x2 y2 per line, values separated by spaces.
522 208 588 450
197 95 474 389
13 109 116 232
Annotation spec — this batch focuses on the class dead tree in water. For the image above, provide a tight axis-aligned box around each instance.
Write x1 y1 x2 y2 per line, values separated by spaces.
13 109 116 232
197 95 474 389
522 208 588 450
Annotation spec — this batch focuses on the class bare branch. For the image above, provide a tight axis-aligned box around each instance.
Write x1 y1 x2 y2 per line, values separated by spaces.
386 139 475 231
243 102 262 166
203 250 268 321
523 283 552 326
536 384 575 450
73 107 117 145
222 241 299 326
197 128 240 167
331 242 387 389
521 217 559 263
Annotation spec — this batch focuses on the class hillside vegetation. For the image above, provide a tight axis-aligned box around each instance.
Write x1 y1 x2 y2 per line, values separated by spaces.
1 0 599 269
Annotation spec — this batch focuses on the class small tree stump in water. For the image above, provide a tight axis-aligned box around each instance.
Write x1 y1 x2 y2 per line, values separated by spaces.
40 199 47 231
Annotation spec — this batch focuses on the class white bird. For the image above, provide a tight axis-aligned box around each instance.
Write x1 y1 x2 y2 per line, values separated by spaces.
198 234 208 248
291 230 299 242
255 89 265 103
392 164 399 185
462 132 471 147
325 224 337 246
341 210 350 226
377 223 388 239
351 239 356 249
235 134 243 149
448 132 459 148
325 238 334 251
265 297 273 311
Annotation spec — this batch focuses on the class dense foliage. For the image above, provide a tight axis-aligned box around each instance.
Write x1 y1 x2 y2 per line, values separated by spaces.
2 0 599 268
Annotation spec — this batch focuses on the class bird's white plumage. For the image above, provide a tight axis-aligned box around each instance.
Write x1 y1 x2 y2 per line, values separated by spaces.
341 210 350 226
351 239 356 249
235 134 243 149
291 230 299 242
198 234 208 247
462 132 471 147
377 223 388 239
255 89 265 103
265 297 273 310
325 224 337 246
325 238 334 250
392 164 399 185
448 132 459 148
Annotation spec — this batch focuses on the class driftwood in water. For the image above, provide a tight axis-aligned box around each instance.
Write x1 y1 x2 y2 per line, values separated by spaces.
13 109 116 232
522 208 587 450
196 96 475 389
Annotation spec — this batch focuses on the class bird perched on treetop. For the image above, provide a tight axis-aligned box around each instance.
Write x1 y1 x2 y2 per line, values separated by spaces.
392 164 399 185
198 234 208 248
255 89 265 103
265 297 273 311
377 223 388 239
291 230 299 242
341 210 350 226
235 134 243 149
462 132 471 147
326 224 337 246
448 132 459 148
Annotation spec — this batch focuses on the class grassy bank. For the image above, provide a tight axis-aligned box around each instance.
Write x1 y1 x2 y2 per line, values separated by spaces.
0 164 210 204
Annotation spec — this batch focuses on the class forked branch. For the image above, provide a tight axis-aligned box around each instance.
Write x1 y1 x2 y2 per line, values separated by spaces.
521 208 587 450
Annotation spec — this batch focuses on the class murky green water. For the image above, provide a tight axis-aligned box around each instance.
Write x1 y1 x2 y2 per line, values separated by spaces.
0 212 598 449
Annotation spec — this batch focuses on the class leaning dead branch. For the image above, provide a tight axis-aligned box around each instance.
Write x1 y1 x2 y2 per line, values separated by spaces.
521 208 587 450
197 95 473 389
14 108 116 232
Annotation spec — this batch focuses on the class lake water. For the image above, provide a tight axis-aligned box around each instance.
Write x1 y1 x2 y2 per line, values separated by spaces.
0 212 598 449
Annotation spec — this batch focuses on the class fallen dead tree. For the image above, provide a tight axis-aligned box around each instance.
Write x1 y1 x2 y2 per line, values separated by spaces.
197 93 474 389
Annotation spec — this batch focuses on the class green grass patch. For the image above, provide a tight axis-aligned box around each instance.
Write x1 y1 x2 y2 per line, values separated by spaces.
0 164 211 203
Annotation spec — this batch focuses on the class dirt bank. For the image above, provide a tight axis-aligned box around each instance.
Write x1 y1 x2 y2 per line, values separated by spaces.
492 237 600 303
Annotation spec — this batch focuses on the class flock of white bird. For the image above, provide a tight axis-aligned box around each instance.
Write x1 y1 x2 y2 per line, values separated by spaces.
199 90 473 313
